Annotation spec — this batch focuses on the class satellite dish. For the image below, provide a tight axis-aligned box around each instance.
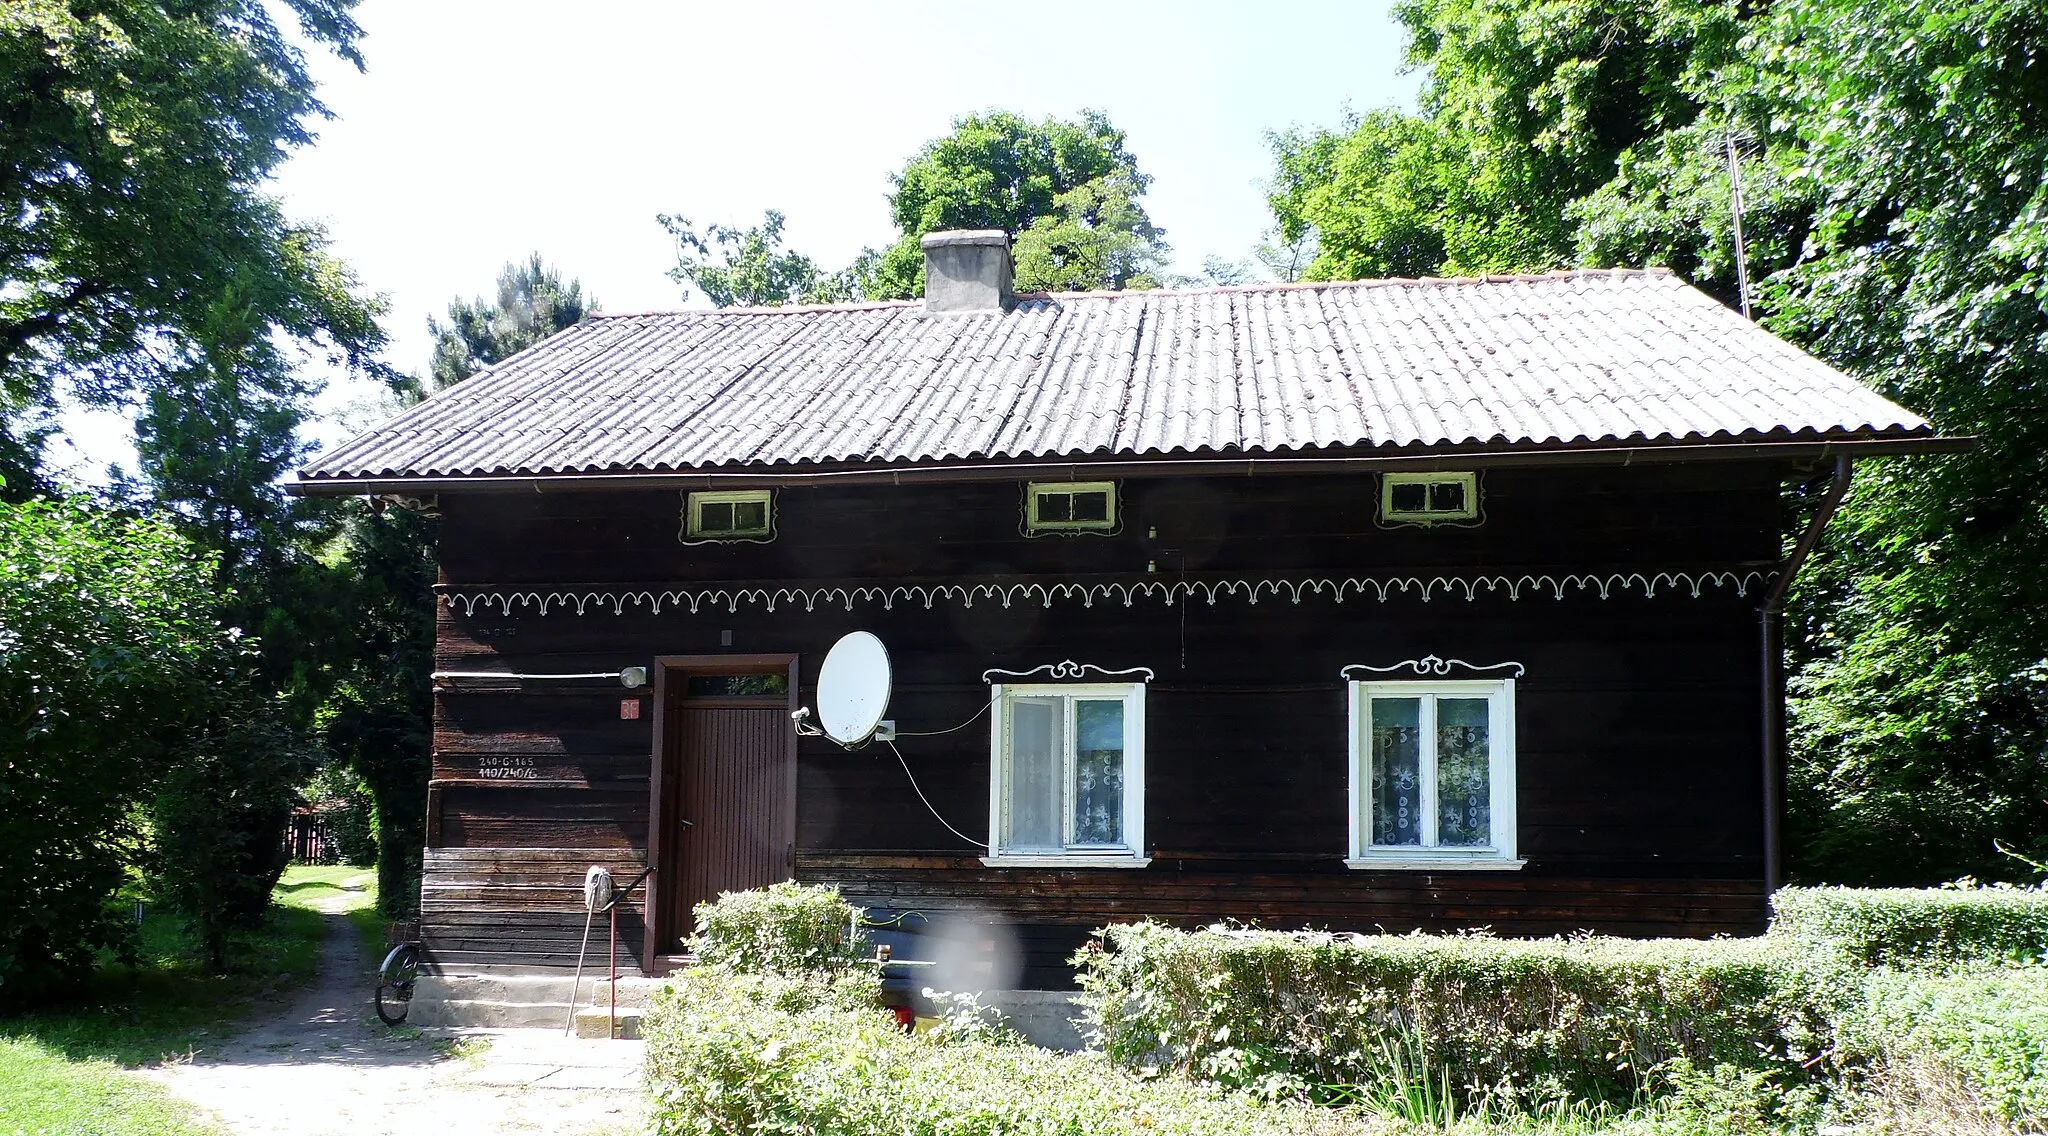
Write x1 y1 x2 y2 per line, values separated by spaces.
816 631 892 746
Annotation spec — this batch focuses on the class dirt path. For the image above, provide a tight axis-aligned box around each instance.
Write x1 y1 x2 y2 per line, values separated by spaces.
144 900 645 1136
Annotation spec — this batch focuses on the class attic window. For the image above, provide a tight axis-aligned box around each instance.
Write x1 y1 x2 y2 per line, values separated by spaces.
685 490 774 541
1026 482 1117 534
1382 473 1479 525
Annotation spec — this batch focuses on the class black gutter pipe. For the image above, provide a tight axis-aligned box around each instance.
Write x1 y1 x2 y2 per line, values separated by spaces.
1757 454 1855 893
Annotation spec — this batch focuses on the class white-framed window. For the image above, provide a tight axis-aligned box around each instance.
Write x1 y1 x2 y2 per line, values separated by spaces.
683 489 774 542
1025 481 1117 534
1381 471 1479 525
1346 678 1521 869
984 682 1147 866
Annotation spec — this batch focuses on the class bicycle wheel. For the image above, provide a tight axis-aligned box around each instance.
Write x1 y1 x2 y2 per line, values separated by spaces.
375 942 420 1025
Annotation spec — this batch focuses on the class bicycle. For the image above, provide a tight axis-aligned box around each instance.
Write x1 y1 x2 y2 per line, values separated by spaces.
376 940 421 1025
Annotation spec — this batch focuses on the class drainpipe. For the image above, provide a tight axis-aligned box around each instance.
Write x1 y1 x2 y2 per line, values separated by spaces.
1756 454 1854 893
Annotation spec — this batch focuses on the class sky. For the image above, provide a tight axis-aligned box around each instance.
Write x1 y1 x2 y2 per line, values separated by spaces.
52 0 1420 480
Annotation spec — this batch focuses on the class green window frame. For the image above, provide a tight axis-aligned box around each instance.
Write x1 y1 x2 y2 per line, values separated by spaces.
684 490 774 541
1025 481 1117 534
1381 472 1479 525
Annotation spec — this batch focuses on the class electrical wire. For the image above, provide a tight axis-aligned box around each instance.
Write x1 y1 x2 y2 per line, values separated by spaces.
885 738 986 848
891 695 994 737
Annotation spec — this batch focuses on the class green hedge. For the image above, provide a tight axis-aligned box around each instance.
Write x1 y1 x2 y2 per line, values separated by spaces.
1834 965 2048 1127
642 967 1323 1136
690 881 870 976
1074 923 1835 1108
1770 885 2048 968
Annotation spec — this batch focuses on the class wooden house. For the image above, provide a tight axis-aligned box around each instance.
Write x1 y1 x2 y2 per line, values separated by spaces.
294 231 1956 987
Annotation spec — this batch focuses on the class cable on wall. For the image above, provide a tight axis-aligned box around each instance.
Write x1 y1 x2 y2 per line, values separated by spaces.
884 738 985 848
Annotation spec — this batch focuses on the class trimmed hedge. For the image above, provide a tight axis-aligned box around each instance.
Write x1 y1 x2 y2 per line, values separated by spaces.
690 881 870 975
1771 884 2048 968
642 967 1326 1136
1074 923 1834 1107
1837 965 2048 1127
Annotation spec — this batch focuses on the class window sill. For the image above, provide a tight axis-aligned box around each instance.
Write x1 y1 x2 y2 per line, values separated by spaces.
1344 856 1527 872
980 855 1153 869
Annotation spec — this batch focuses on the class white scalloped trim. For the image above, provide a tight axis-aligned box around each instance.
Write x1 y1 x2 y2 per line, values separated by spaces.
438 569 1772 617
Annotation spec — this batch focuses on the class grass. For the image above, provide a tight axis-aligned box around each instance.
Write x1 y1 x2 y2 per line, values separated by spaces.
0 1036 229 1136
0 863 381 1135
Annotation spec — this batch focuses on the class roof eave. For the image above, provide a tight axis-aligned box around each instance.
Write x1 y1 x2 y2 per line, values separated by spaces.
287 433 1971 496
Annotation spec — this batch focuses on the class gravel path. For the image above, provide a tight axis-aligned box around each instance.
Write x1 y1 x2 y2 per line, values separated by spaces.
145 901 645 1136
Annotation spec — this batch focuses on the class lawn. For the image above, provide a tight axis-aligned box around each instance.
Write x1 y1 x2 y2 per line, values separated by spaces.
0 863 378 1136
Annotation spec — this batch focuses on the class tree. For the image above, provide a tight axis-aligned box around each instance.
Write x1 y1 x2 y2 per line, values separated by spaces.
871 110 1170 297
1 0 387 481
423 254 593 394
661 210 860 308
0 499 229 1002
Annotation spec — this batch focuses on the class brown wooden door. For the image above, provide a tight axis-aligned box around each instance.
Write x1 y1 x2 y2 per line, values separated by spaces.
651 659 798 956
675 701 792 915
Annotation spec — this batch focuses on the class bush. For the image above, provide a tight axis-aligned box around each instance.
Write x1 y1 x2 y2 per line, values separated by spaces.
1074 922 1834 1109
1771 884 2048 968
1834 965 2048 1128
0 500 229 1006
691 882 870 975
642 966 1326 1136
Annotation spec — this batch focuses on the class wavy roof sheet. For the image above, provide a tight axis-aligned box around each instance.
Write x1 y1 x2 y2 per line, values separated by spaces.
301 269 1931 483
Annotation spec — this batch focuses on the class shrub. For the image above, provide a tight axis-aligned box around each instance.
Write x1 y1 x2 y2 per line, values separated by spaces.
1834 965 2048 1128
690 881 871 975
1770 884 2048 968
1074 922 1834 1109
642 966 1329 1136
0 500 229 1006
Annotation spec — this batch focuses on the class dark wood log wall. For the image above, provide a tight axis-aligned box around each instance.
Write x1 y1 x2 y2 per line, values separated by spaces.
422 463 1785 981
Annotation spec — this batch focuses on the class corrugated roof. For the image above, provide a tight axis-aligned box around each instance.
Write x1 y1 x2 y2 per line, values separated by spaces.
300 269 1933 483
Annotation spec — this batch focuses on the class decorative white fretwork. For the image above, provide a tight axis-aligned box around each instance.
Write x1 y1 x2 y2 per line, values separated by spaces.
436 568 1771 618
981 661 1156 684
1341 656 1527 679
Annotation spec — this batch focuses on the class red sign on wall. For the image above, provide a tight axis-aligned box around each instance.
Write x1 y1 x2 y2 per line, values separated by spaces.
620 699 642 720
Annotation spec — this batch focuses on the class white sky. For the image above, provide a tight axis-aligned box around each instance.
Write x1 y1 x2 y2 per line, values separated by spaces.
51 0 1417 481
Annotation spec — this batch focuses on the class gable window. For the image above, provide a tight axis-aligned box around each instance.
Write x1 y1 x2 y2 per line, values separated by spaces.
1026 481 1117 534
684 490 774 541
1381 472 1479 525
985 683 1147 866
1347 678 1521 869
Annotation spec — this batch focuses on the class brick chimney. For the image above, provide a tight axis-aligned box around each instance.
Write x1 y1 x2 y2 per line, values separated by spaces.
920 230 1014 315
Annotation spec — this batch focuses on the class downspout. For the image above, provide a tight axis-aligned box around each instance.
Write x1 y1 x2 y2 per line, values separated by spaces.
1756 454 1854 893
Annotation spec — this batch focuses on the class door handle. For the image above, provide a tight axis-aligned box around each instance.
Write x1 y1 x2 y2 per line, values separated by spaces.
678 819 695 828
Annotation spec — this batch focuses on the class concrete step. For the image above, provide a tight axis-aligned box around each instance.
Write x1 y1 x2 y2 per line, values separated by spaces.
407 973 666 1030
573 1006 644 1040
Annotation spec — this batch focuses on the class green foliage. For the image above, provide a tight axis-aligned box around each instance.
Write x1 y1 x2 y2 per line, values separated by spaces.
660 210 869 308
641 966 1319 1136
422 253 592 394
1764 0 2048 886
1074 923 1830 1110
0 0 388 462
1836 966 2048 1129
689 882 871 976
0 499 228 1006
873 110 1169 297
149 705 314 970
1771 884 2048 968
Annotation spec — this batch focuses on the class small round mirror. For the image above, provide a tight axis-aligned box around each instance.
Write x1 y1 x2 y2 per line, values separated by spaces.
816 631 891 746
